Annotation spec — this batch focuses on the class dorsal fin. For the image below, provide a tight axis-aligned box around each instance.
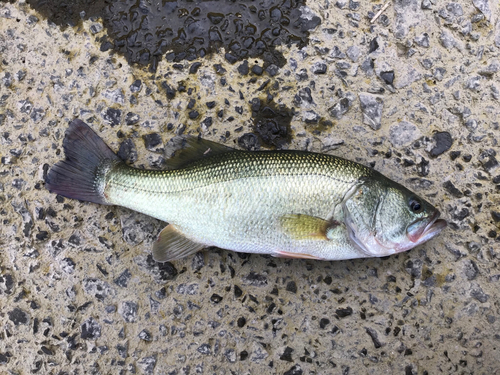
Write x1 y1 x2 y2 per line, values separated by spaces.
164 135 234 169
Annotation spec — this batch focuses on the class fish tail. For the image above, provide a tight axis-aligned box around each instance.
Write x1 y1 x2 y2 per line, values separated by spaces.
45 119 121 205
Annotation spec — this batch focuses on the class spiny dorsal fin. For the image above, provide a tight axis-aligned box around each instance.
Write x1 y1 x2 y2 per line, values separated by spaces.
280 214 340 241
152 224 205 262
165 135 234 169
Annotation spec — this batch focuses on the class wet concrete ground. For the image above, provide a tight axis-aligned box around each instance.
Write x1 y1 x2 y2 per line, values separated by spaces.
1 0 500 374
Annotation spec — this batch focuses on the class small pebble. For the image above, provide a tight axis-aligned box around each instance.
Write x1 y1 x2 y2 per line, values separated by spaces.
380 71 394 85
443 180 463 198
463 260 479 280
369 38 379 53
286 281 297 293
365 327 383 348
138 329 152 341
60 258 76 274
102 108 122 126
143 133 163 152
237 61 249 75
303 110 320 124
237 317 246 328
414 33 430 48
129 80 142 93
189 62 202 74
280 347 294 362
359 93 383 130
328 97 352 120
251 65 264 75
319 318 330 329
188 110 199 119
238 134 261 151
389 121 420 147
346 45 360 62
125 112 140 125
336 307 353 318
430 132 453 157
197 343 211 355
311 62 327 74
137 356 156 374
118 138 138 163
114 269 132 288
283 364 303 375
119 301 139 323
81 317 101 340
8 308 29 325
210 294 223 303
201 117 212 131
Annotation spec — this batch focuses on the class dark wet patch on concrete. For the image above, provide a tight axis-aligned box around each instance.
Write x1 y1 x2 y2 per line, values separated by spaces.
248 97 293 149
22 0 321 71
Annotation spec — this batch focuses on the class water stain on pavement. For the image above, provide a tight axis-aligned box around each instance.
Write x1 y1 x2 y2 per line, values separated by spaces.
21 0 321 71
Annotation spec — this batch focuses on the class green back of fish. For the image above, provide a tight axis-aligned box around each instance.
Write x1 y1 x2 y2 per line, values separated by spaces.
105 150 372 211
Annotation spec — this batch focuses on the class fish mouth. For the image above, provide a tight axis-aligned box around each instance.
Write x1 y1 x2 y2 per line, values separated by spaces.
344 208 447 258
407 210 447 245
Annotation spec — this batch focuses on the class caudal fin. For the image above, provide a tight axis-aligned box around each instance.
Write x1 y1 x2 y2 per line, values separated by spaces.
45 119 121 205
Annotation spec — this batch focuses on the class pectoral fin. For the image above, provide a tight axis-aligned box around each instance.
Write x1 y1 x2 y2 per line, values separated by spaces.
152 225 205 262
280 214 340 241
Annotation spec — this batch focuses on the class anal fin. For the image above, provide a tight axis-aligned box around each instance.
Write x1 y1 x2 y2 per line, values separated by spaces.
152 225 205 262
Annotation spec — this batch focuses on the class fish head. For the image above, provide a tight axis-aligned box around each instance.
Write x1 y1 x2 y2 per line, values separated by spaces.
343 177 447 257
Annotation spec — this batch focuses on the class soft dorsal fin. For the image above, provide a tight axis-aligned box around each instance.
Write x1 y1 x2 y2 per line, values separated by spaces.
152 224 205 262
280 214 341 241
165 135 234 169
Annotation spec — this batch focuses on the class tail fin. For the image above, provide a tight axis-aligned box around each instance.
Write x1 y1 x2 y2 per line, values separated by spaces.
45 119 121 205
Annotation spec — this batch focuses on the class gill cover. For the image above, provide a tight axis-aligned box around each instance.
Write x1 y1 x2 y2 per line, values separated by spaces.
342 179 390 256
342 176 442 257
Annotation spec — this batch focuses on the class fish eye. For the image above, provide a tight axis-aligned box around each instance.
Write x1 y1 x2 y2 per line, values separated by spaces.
409 198 422 213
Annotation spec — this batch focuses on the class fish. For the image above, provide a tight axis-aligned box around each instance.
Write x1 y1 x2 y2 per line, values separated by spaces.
45 119 447 262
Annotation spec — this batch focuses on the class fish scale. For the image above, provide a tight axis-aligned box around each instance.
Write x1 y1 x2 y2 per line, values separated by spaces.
107 151 370 194
105 151 370 221
104 151 370 259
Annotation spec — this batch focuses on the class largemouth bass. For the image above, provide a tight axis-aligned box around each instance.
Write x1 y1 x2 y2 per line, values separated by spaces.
45 120 446 262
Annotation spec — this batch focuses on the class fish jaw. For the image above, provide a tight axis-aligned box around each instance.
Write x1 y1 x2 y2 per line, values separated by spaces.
406 210 447 246
344 209 447 257
380 210 447 253
405 211 447 248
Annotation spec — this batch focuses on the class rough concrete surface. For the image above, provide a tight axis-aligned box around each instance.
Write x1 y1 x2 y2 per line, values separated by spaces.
1 0 499 374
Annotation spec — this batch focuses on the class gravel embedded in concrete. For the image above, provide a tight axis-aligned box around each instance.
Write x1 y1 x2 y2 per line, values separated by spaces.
0 0 499 373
